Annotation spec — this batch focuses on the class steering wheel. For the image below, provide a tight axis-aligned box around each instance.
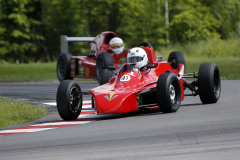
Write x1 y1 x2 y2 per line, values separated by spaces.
137 42 152 48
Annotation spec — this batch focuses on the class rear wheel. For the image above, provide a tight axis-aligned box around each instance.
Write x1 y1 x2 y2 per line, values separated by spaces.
168 51 186 72
100 69 113 84
56 80 82 120
156 72 181 113
96 52 113 85
198 63 221 104
57 53 73 82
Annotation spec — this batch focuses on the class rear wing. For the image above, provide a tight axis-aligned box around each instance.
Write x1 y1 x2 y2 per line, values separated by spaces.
60 35 95 53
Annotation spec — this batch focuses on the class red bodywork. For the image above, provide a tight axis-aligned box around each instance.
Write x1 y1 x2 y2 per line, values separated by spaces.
69 31 128 79
89 46 185 115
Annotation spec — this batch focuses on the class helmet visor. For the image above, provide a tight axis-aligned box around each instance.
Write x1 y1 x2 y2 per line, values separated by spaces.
128 56 143 64
110 43 123 49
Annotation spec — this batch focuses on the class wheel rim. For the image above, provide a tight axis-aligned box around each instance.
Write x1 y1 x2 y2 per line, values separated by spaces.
169 84 176 104
69 86 81 112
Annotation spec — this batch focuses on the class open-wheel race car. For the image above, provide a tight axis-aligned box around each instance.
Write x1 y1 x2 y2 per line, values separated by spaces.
56 42 221 120
57 31 128 85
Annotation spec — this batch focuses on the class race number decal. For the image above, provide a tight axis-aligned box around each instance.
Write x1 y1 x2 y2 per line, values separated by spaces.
85 67 90 77
120 75 131 82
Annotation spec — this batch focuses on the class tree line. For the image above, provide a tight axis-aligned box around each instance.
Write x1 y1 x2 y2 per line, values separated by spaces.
0 0 239 63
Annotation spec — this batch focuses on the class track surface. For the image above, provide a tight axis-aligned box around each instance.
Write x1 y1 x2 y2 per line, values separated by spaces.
0 80 240 160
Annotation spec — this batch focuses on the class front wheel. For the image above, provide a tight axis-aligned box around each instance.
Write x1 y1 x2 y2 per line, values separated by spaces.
156 72 181 113
56 80 82 120
198 63 221 104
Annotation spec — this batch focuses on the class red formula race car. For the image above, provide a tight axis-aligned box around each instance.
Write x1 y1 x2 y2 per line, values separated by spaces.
57 31 128 85
56 42 221 120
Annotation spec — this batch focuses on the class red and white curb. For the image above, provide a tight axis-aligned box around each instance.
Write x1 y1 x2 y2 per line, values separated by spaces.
0 100 108 137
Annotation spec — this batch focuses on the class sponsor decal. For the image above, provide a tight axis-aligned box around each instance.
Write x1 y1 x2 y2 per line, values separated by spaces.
85 67 90 77
120 74 131 81
78 60 82 65
78 61 84 76
104 92 119 101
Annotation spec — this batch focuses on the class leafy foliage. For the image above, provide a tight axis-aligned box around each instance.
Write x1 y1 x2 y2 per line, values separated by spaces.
169 0 221 43
0 0 240 62
0 0 43 62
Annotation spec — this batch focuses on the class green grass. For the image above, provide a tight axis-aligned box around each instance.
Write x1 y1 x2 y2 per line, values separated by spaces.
0 57 239 82
0 61 96 82
158 38 240 58
0 62 57 82
186 57 240 80
0 97 48 128
156 38 240 80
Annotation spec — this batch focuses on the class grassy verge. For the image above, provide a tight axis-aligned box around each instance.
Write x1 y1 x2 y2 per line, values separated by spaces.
0 97 48 128
0 61 96 82
156 38 240 80
0 57 239 82
185 57 240 80
0 62 57 82
158 38 240 58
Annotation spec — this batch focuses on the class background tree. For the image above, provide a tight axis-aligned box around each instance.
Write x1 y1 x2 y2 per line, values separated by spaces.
200 0 240 38
41 0 87 60
0 0 239 62
0 0 43 62
169 0 220 43
116 0 166 49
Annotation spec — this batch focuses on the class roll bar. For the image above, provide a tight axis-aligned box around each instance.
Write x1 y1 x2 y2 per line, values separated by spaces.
60 35 95 53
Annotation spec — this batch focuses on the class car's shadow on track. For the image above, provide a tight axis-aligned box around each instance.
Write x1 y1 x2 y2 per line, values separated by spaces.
180 103 203 107
57 103 204 122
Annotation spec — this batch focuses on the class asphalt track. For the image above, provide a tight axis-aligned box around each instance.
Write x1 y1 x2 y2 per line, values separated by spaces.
0 80 240 160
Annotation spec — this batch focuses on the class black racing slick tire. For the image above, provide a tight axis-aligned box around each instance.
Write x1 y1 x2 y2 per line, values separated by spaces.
96 52 113 85
156 72 181 113
57 53 73 82
198 63 221 104
168 51 186 72
56 80 82 120
100 69 114 85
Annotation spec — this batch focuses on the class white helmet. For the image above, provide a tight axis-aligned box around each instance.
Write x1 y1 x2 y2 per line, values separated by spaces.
127 47 148 68
109 37 124 54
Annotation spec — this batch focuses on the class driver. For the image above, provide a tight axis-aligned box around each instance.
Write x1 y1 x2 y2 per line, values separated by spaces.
127 47 148 69
109 37 124 54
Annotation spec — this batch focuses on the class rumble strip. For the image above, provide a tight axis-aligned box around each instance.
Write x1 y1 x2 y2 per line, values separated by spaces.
0 101 99 136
